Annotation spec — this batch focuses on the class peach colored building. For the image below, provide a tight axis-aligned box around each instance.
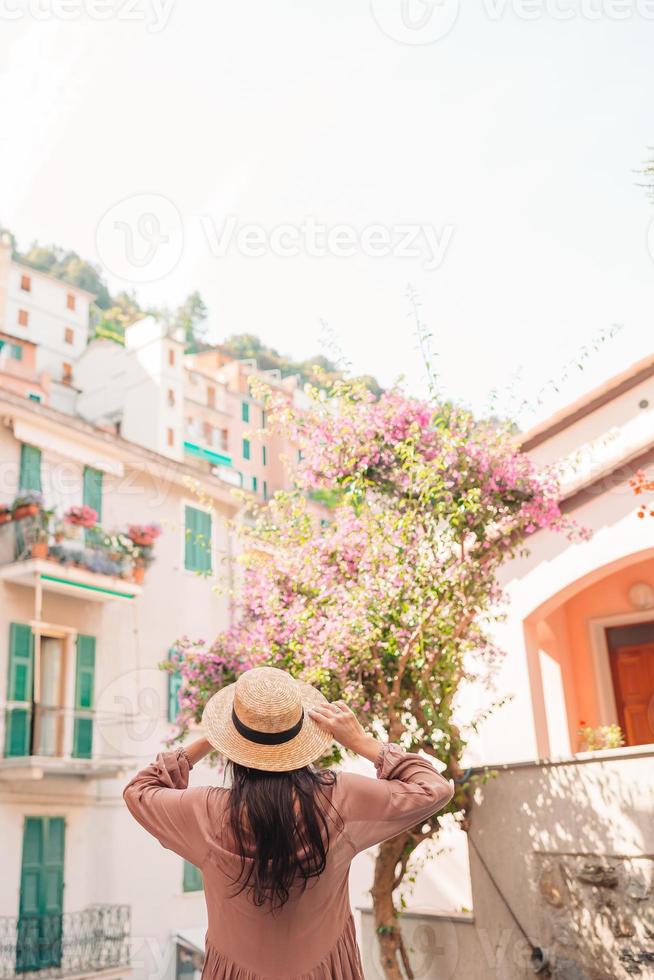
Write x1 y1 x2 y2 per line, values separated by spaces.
0 332 50 405
479 352 654 764
75 319 302 503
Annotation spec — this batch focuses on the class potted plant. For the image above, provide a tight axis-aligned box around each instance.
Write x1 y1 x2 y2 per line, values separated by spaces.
128 523 162 548
12 490 44 521
0 504 11 526
131 543 156 584
62 504 98 548
131 541 157 584
577 721 625 752
81 549 123 577
132 556 146 584
32 510 54 558
96 530 134 578
64 505 98 529
126 524 161 583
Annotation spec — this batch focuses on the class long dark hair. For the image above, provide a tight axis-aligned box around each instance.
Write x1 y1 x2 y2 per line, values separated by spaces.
227 762 340 910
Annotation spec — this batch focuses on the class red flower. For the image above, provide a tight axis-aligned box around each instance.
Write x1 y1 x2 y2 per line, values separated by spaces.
65 505 98 528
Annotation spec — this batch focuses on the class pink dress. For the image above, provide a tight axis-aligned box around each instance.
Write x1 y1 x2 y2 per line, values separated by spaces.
123 744 453 980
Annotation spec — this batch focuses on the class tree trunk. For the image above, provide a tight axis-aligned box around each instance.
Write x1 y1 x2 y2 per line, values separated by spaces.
371 834 415 980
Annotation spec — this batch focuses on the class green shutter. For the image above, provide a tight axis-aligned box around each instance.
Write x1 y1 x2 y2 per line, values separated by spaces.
184 506 212 574
242 438 250 460
251 476 258 492
263 480 268 501
241 401 249 423
17 817 65 972
82 467 103 522
262 445 267 466
183 860 203 892
19 445 42 492
72 635 95 759
5 623 33 758
168 670 183 723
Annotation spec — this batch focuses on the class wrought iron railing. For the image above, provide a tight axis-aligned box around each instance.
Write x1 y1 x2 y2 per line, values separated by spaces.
0 905 130 978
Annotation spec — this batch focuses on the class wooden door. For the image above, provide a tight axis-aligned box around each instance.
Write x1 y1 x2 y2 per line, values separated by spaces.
609 641 654 746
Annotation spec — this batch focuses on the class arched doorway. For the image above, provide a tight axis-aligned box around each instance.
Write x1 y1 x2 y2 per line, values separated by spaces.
524 551 654 754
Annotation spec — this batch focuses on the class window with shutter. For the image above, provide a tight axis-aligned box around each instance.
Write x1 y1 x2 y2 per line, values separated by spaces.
72 635 95 759
17 817 65 972
82 467 103 522
184 506 212 574
4 623 33 757
183 860 203 892
19 445 42 492
241 401 249 423
168 669 183 723
242 438 250 460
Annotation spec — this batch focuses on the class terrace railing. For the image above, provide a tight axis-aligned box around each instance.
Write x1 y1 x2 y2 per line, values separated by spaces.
0 905 130 979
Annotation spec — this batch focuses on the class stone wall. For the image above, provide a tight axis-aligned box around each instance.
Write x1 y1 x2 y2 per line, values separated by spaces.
360 745 653 979
468 745 654 979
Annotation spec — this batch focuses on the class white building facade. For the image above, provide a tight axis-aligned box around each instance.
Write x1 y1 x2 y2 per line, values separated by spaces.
0 389 240 980
0 238 93 401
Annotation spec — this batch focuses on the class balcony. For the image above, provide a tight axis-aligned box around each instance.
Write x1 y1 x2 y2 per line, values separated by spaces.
0 753 127 782
0 559 141 603
182 440 242 487
0 501 158 603
0 905 130 979
0 704 127 783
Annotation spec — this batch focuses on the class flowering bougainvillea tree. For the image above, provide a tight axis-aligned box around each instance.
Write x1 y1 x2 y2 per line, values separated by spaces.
165 376 570 979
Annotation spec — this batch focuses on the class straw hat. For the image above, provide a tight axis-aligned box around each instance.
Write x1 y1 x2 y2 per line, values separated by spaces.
201 666 334 771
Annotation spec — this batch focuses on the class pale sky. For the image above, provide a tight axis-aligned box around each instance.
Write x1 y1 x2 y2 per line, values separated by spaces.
1 1 653 426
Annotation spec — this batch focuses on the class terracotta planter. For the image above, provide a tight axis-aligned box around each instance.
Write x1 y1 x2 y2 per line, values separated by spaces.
31 541 48 559
13 504 39 521
132 564 146 584
131 536 154 547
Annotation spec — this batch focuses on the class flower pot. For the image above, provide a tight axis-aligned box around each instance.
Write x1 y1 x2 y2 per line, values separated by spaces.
131 536 154 547
64 524 84 541
132 564 146 584
13 504 39 521
31 541 48 559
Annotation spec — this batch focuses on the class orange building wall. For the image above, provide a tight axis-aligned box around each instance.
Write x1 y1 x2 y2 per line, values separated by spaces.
534 555 654 747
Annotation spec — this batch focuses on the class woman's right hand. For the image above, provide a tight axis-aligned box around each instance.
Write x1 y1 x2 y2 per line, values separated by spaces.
308 701 380 762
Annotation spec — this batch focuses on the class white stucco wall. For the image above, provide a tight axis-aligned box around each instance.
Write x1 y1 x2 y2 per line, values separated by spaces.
0 407 236 980
3 261 90 382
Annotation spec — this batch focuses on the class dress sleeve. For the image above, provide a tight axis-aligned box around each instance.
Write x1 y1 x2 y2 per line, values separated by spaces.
337 743 454 854
122 748 213 867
